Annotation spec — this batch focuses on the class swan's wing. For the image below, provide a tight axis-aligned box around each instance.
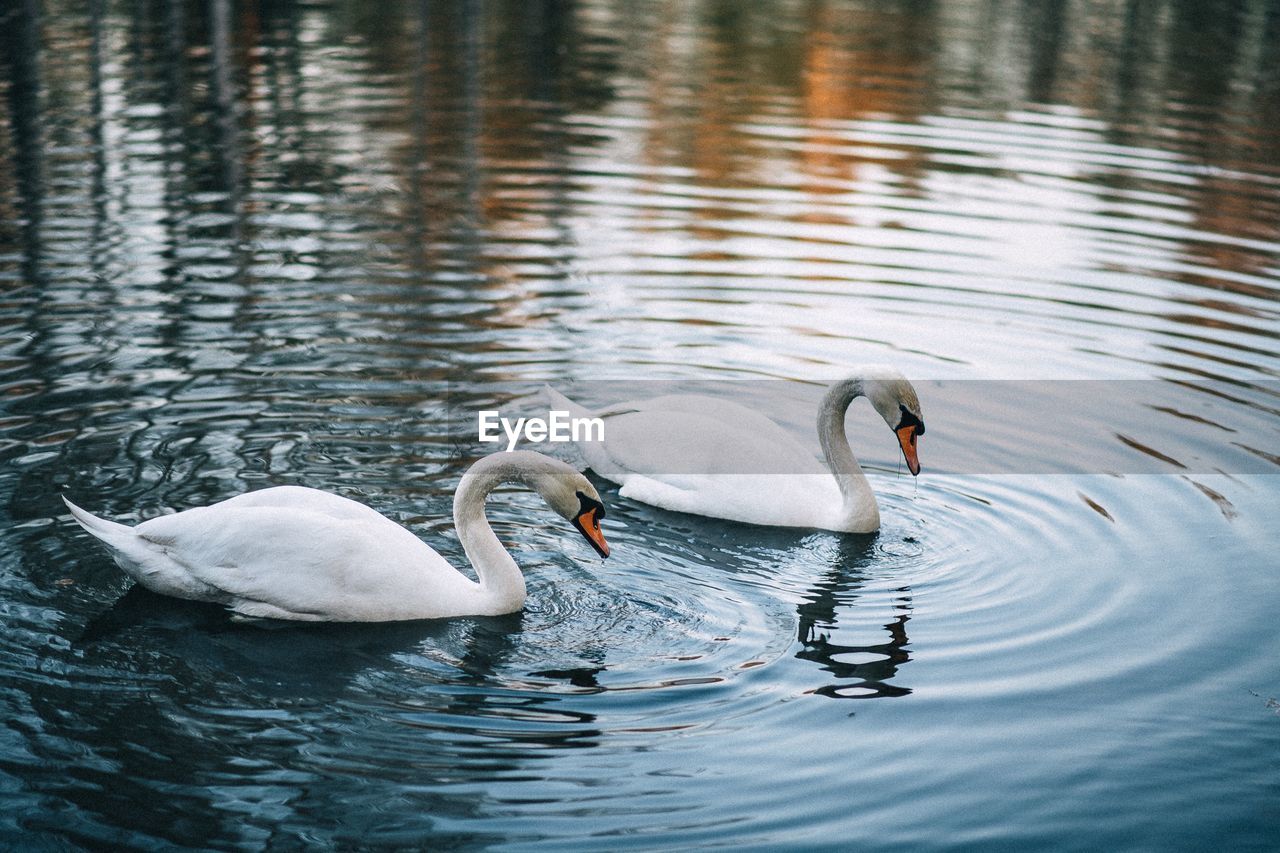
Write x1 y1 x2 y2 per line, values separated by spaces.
545 387 825 478
207 485 393 525
617 471 842 528
599 394 798 448
544 388 842 527
584 406 839 527
135 502 462 620
545 388 809 463
593 405 825 478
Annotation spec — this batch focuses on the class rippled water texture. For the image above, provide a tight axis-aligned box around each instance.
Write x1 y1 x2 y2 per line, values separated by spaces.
2 0 1279 848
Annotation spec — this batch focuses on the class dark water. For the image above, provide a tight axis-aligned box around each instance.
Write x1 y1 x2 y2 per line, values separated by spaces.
2 0 1279 848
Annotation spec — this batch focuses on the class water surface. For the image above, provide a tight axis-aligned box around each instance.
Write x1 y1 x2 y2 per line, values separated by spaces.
1 0 1278 848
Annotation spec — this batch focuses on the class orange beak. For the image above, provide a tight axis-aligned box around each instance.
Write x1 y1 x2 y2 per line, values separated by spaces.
896 424 921 476
572 507 610 558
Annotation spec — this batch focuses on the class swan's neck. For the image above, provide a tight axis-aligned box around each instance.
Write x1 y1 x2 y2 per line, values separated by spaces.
452 457 529 613
816 379 879 531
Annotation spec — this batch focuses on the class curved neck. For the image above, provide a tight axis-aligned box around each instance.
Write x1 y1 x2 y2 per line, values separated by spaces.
817 379 878 528
452 455 533 613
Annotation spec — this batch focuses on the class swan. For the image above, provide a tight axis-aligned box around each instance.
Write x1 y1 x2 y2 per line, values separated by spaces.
62 450 610 622
544 367 924 533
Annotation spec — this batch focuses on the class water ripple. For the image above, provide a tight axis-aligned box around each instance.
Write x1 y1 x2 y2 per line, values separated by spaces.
2 0 1279 848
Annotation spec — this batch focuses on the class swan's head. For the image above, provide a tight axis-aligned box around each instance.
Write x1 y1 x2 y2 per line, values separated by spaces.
861 370 926 476
528 460 610 558
461 451 611 558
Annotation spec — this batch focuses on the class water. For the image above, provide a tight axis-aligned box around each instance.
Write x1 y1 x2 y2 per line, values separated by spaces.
1 0 1278 848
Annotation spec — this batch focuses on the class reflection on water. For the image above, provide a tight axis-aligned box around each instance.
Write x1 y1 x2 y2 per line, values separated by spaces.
795 536 913 699
1 0 1278 848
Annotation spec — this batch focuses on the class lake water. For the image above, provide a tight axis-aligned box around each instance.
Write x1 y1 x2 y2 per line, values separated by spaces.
1 0 1278 848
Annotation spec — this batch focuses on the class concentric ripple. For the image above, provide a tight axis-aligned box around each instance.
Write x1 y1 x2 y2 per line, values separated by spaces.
2 0 1279 848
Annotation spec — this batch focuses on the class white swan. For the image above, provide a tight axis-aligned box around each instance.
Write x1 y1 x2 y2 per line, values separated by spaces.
545 367 924 533
62 451 610 622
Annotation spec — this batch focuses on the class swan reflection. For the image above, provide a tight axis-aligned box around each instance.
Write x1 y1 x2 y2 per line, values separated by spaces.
795 536 913 699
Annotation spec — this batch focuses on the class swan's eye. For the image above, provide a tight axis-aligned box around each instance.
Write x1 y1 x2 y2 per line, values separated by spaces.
897 405 925 437
575 491 605 521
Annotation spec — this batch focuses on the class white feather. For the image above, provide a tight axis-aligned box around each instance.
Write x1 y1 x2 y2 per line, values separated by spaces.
63 452 608 622
546 370 924 533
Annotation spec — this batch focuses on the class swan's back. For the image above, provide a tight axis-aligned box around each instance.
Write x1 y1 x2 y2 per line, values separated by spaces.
592 395 827 478
186 485 391 524
563 394 844 528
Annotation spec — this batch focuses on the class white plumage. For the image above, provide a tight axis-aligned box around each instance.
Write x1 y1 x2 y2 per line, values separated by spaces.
64 451 610 622
545 368 925 533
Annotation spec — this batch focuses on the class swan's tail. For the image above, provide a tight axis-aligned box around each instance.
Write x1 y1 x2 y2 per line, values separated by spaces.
537 385 595 469
63 498 216 600
541 384 592 421
63 497 135 546
62 496 155 581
